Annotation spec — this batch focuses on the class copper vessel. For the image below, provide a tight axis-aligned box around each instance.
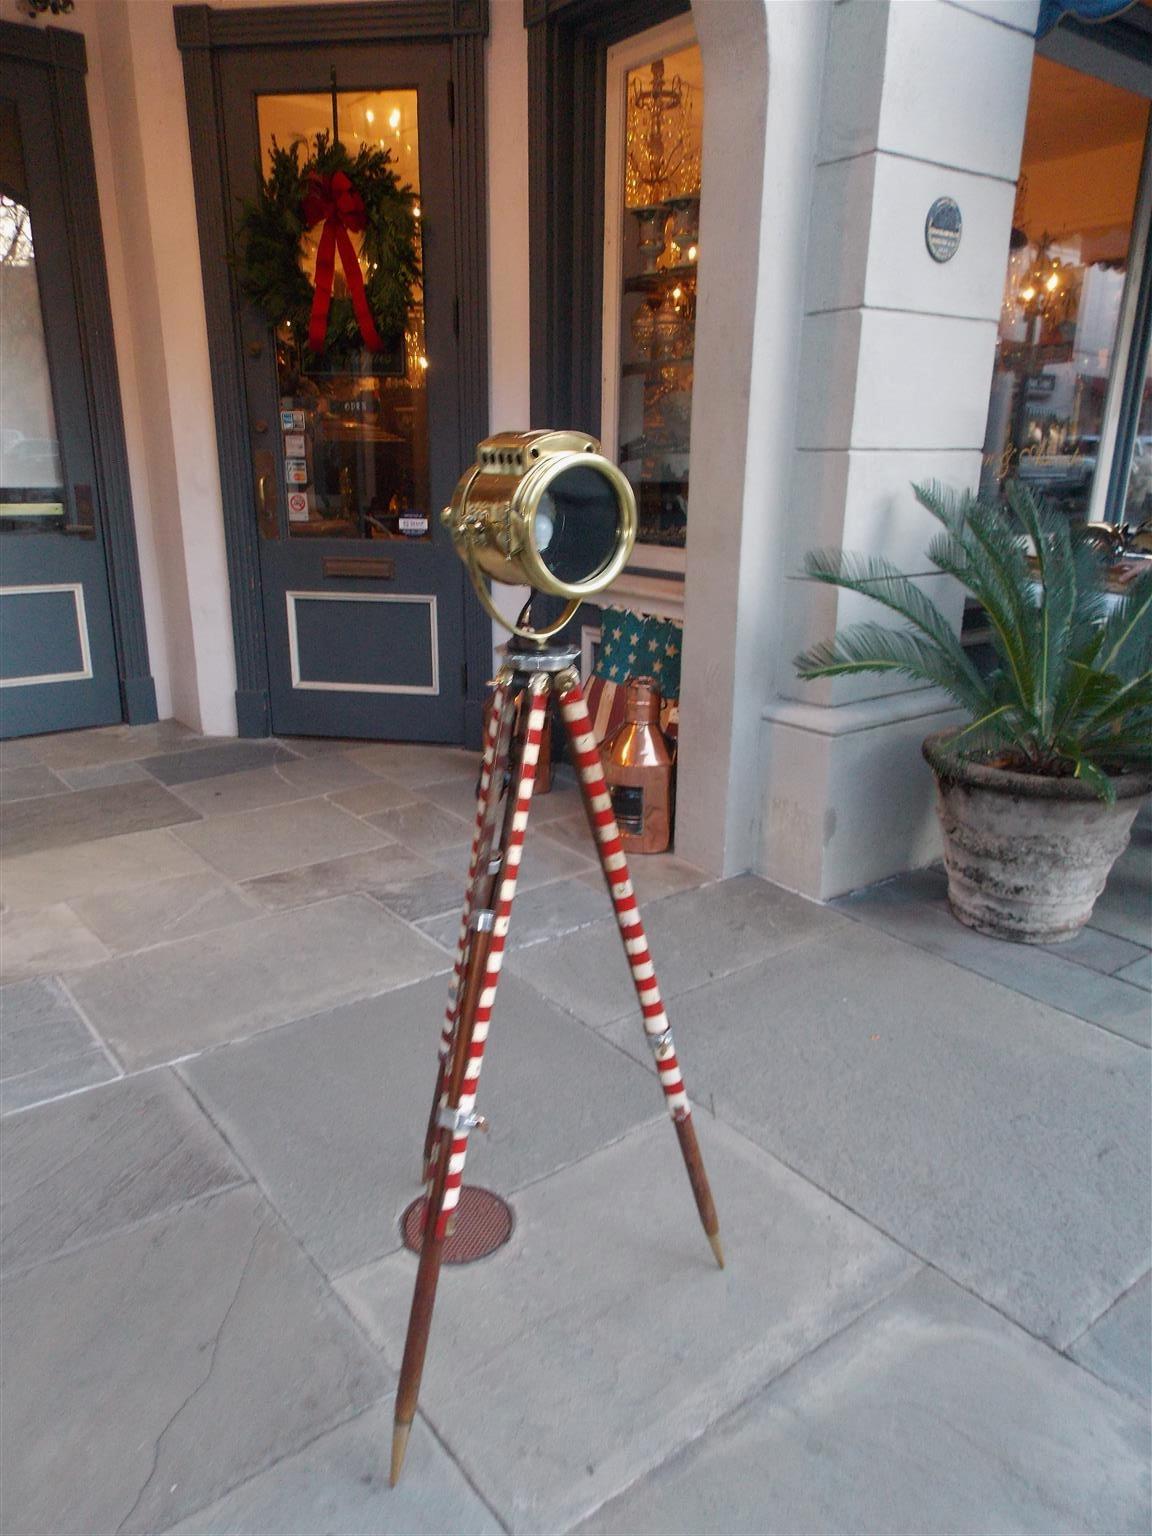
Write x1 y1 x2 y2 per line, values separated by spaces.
602 678 673 853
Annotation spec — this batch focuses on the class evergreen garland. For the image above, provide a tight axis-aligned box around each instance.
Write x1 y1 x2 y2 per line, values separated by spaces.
235 132 421 357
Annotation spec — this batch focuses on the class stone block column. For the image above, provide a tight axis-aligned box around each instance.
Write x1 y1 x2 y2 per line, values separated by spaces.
757 0 1038 899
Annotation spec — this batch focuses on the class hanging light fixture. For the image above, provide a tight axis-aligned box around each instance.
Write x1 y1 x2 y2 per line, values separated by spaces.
625 58 700 208
1016 237 1070 325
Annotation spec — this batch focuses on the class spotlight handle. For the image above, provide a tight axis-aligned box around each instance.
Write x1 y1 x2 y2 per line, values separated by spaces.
463 540 581 641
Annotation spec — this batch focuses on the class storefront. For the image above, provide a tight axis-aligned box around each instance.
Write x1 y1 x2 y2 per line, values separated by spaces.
1 0 1149 894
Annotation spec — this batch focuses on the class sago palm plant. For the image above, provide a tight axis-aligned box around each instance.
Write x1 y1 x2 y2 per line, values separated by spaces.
794 481 1152 801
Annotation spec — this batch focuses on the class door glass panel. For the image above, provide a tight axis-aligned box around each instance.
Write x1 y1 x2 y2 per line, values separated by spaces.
256 91 428 540
614 44 703 550
0 100 66 534
979 56 1150 523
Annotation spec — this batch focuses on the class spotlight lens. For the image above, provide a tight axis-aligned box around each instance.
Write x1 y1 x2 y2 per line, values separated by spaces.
533 505 555 553
534 465 622 585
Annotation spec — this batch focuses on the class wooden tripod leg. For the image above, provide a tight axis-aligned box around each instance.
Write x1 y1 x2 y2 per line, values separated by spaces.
556 670 724 1270
421 679 515 1180
391 672 551 1487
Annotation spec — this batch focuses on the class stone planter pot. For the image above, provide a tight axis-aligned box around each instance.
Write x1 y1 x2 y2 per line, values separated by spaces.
922 730 1152 944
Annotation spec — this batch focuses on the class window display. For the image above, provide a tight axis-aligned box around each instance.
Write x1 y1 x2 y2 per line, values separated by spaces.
612 44 702 552
979 55 1150 525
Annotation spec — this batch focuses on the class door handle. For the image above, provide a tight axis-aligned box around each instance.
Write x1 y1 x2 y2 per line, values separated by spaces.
254 450 278 539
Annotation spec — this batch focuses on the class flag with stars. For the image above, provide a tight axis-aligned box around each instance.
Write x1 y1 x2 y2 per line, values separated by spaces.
584 606 682 746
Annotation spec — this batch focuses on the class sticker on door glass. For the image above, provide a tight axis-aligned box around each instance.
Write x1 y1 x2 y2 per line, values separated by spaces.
287 491 310 522
285 459 308 485
399 514 429 536
283 433 306 457
280 409 305 431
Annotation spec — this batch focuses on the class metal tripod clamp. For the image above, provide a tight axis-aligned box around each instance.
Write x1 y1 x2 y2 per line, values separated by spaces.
436 1105 489 1135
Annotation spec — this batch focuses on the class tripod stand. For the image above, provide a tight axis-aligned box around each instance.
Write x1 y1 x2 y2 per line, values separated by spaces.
390 640 724 1485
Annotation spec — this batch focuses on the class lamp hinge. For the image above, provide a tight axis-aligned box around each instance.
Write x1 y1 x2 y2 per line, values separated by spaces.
447 78 455 129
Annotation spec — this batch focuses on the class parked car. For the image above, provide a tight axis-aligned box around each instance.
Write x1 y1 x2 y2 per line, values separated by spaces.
1015 435 1098 506
1126 436 1152 518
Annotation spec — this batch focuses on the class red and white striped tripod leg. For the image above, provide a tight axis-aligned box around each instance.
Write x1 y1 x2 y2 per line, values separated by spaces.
422 680 511 1177
390 674 551 1486
557 672 723 1268
435 673 549 1239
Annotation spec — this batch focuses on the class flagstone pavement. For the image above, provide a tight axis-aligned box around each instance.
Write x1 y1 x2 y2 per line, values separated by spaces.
1 721 1149 1535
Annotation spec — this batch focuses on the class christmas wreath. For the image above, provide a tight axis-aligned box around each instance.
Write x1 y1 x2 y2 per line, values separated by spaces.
235 132 421 359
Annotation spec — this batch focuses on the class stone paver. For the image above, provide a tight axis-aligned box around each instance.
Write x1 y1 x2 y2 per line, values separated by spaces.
1041 920 1148 976
69 871 258 955
601 919 1152 1346
272 751 382 793
0 828 210 912
346 741 479 782
363 799 475 854
183 971 662 1276
0 1071 242 1273
25 717 201 769
66 894 448 1069
418 871 609 950
579 850 709 905
579 1269 1151 1536
240 842 437 913
369 865 477 923
432 828 596 889
172 798 391 881
165 1400 502 1536
1115 951 1152 990
327 776 419 816
508 874 848 1027
1069 1272 1152 1406
1088 830 1152 945
835 876 1152 1046
0 764 66 801
170 765 312 816
0 778 200 856
56 760 153 790
0 1186 388 1536
337 1116 917 1535
0 902 109 981
138 739 296 785
0 976 117 1114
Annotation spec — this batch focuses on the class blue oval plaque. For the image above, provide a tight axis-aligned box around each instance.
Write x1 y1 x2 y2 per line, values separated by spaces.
925 197 962 263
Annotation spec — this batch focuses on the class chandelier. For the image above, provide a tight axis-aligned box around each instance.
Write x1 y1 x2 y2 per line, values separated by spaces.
625 59 700 208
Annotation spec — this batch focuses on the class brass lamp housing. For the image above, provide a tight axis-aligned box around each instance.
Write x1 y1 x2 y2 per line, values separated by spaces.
443 430 637 640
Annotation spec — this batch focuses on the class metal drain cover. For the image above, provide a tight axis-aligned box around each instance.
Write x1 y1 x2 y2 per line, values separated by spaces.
401 1186 514 1264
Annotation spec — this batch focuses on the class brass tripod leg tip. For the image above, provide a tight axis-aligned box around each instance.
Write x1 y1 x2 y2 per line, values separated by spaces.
390 1422 412 1487
708 1232 725 1270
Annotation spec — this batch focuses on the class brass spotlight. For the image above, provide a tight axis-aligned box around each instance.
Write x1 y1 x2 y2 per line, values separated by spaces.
443 430 637 641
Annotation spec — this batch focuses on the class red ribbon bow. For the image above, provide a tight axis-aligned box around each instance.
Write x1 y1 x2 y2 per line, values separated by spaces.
300 170 384 355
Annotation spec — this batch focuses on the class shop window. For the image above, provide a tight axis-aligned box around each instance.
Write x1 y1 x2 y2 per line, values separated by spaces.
980 52 1151 529
600 20 702 603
